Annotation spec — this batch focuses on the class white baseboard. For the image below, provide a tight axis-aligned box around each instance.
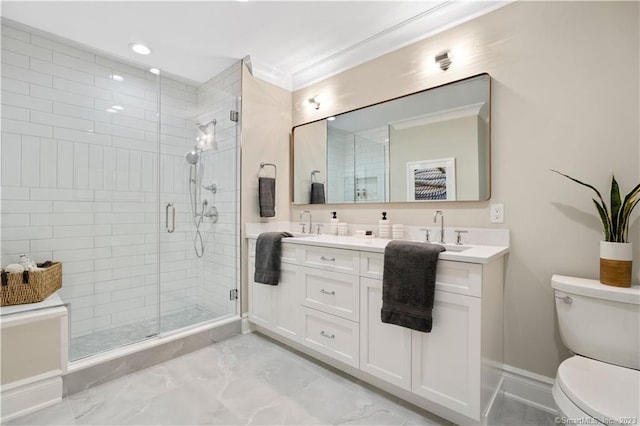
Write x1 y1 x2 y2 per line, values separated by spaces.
1 371 63 423
502 364 557 415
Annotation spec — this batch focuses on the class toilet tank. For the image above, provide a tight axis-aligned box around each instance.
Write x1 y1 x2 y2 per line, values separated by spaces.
552 275 640 370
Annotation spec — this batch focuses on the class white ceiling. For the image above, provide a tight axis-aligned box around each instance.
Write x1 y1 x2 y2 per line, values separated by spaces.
1 1 509 90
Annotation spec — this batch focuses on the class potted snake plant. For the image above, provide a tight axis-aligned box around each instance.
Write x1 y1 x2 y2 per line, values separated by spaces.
552 170 639 287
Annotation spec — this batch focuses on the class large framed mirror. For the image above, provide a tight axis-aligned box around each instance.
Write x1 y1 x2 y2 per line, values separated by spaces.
292 73 491 204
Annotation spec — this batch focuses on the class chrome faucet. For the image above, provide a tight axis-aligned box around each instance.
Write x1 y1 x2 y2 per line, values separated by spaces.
433 210 445 243
300 210 312 234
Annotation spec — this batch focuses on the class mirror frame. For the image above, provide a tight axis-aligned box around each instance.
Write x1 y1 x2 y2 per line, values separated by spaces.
291 73 491 205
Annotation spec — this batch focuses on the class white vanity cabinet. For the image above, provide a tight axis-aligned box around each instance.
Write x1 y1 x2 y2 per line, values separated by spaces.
298 247 361 366
360 276 412 390
248 240 360 365
247 235 506 425
411 290 482 418
360 252 489 420
247 242 302 342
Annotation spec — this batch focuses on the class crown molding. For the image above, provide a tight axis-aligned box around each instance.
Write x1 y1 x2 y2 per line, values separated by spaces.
289 1 512 91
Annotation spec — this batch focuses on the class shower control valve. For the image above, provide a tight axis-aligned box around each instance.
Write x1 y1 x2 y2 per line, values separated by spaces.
202 183 217 194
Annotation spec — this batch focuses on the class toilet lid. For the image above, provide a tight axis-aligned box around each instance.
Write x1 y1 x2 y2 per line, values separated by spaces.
558 356 640 424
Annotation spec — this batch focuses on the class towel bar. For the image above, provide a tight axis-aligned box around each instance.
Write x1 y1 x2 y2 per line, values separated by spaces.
258 162 277 179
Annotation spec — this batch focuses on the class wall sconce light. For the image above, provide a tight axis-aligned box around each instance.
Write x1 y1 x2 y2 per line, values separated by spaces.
308 95 321 110
435 50 452 71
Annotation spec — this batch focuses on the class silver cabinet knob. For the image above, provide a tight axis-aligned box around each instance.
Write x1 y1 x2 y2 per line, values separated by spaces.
320 331 335 339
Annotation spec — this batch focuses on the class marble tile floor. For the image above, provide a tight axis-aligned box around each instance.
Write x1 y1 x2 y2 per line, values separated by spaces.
71 308 218 360
9 333 557 426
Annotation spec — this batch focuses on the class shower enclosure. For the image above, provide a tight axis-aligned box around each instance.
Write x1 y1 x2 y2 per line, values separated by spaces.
0 20 241 361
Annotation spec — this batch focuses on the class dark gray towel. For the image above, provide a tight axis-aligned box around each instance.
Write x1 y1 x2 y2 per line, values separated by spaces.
259 177 276 218
310 182 325 204
381 240 445 332
254 231 293 285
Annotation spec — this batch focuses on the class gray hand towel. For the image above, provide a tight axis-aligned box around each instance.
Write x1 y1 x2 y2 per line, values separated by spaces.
381 240 445 332
259 177 276 218
310 182 325 204
254 231 293 285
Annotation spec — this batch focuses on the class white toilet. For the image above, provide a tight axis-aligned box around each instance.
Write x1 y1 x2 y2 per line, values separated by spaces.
552 275 640 425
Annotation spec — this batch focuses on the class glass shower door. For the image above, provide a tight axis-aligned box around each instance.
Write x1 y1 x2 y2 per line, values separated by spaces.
67 66 162 360
158 75 239 335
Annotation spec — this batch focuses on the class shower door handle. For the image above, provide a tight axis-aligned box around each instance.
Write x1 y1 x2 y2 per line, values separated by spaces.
166 203 175 233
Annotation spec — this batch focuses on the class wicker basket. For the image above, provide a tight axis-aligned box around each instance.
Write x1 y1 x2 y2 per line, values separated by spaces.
1 262 62 306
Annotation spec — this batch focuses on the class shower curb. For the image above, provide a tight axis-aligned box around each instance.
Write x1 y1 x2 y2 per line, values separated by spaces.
63 317 241 397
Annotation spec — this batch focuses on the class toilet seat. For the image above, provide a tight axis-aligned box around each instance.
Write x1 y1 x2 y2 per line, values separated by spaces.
556 356 640 425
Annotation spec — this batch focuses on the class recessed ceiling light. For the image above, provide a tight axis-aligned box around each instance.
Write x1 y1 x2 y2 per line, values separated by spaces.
129 43 151 55
111 74 124 82
149 68 160 75
106 108 118 113
327 116 336 121
111 105 123 111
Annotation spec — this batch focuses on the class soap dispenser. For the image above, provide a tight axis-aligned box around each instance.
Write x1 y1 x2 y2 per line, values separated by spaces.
329 211 339 235
378 212 391 238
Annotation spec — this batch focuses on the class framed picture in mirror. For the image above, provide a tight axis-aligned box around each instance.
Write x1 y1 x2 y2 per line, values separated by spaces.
406 158 456 201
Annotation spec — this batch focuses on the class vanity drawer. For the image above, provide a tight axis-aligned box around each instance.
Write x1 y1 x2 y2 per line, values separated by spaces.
299 246 360 275
247 239 298 264
360 252 384 279
436 260 482 297
301 307 359 368
300 267 359 321
281 243 298 264
359 254 482 297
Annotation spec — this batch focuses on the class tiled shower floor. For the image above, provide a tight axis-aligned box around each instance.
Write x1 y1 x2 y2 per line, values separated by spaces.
70 308 217 360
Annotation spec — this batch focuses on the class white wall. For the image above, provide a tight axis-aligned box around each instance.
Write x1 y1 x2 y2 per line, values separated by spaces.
240 63 292 313
291 2 640 378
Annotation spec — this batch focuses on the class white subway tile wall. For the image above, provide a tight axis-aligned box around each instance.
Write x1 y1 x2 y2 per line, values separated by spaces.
326 126 387 203
0 22 240 351
194 63 241 317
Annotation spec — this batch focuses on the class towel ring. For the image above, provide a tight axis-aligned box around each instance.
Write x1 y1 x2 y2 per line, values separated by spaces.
311 170 321 183
258 162 277 179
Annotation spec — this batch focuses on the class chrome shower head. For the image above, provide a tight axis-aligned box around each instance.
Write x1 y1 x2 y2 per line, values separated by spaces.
197 119 217 134
185 149 199 164
196 119 217 149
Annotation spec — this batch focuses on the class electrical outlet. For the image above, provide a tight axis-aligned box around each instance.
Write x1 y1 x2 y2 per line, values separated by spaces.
490 204 504 223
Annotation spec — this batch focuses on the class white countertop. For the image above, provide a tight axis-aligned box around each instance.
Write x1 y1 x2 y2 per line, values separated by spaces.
247 233 509 264
0 292 65 316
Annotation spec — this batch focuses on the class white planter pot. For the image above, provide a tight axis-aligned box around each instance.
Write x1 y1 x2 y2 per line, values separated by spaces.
600 241 633 287
600 241 633 261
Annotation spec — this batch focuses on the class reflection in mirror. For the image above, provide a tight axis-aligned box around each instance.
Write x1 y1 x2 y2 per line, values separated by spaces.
292 74 491 204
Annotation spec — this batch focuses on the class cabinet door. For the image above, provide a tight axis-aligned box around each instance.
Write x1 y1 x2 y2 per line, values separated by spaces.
248 258 274 329
273 262 301 341
359 277 411 390
411 291 481 421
